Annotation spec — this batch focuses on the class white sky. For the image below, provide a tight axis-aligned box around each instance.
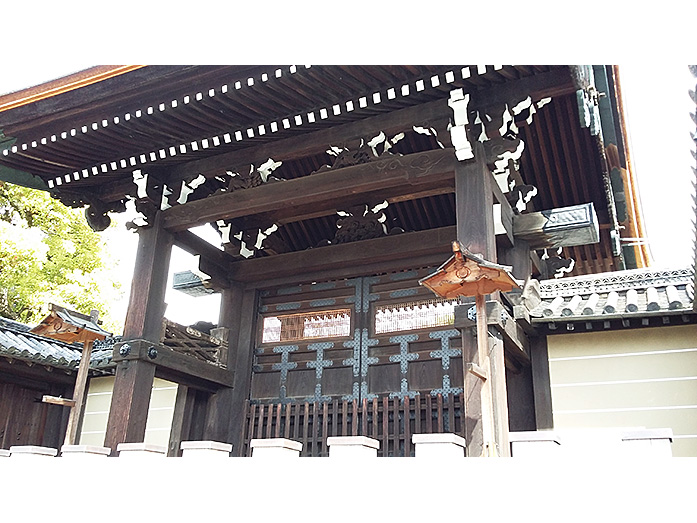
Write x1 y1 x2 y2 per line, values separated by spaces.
0 63 695 329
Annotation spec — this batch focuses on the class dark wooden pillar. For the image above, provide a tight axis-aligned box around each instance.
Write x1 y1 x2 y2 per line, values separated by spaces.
105 212 173 453
202 284 243 443
455 141 511 456
501 238 537 432
456 142 496 260
530 335 554 429
227 288 258 456
167 385 200 456
122 212 174 342
104 359 157 452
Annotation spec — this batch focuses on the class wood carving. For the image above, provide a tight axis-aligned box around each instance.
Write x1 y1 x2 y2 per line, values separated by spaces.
225 160 284 192
483 136 525 175
218 219 286 258
51 189 126 232
506 183 538 213
373 151 448 178
329 145 376 169
228 169 266 191
541 248 575 279
334 204 387 244
314 133 411 174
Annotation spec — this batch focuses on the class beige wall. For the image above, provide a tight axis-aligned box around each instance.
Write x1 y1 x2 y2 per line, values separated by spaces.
548 324 697 457
79 376 178 448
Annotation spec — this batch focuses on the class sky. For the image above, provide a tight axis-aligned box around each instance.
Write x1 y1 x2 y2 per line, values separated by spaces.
0 63 695 330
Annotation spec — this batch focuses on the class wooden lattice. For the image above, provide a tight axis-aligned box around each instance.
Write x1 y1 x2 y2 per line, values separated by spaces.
243 393 465 457
161 319 227 365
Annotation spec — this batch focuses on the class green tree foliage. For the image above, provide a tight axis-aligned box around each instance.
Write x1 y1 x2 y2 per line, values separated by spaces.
0 181 122 333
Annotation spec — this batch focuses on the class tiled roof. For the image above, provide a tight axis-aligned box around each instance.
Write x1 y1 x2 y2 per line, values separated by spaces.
529 268 694 321
0 316 115 372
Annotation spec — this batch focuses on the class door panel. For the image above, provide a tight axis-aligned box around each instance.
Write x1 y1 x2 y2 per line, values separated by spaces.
252 268 462 404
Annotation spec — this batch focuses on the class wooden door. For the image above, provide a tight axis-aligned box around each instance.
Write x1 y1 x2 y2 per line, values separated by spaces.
251 269 463 405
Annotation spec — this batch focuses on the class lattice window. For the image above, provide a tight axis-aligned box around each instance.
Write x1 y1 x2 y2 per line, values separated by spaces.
374 298 459 334
261 309 352 343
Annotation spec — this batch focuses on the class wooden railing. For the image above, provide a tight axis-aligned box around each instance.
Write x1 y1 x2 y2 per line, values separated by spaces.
161 319 229 367
242 393 465 457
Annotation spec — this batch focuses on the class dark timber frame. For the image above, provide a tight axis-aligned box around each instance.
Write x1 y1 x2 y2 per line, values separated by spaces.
0 65 635 456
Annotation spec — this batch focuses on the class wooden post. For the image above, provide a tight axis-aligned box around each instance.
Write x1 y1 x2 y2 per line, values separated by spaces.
62 339 93 446
105 211 172 453
227 288 259 456
202 284 241 443
455 142 496 259
530 336 554 429
122 212 173 342
167 385 196 457
461 326 483 456
455 141 510 456
104 359 157 453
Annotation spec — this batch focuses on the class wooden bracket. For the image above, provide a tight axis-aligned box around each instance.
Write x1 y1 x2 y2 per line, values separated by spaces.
467 363 488 381
454 299 531 364
42 395 76 407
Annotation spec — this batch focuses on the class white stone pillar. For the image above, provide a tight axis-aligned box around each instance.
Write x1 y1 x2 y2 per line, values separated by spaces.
0 449 11 458
116 442 167 458
327 436 380 458
60 445 111 458
250 438 302 458
412 433 466 458
9 445 58 457
509 431 561 457
180 440 232 458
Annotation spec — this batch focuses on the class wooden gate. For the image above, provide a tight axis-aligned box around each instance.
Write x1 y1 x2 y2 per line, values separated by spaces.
246 268 466 456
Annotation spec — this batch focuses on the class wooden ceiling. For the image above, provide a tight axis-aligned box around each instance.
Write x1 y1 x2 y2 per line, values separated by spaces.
0 65 628 277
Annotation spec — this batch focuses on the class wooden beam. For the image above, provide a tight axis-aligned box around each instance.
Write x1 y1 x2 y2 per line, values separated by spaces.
172 230 234 289
229 226 456 284
82 68 575 207
162 148 456 232
164 99 452 183
156 69 573 186
513 203 599 250
185 203 599 290
112 339 235 389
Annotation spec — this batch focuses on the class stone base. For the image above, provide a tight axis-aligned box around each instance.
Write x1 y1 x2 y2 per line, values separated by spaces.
250 438 302 458
327 436 380 458
180 440 233 458
412 433 466 458
116 443 167 458
9 445 58 457
61 445 111 457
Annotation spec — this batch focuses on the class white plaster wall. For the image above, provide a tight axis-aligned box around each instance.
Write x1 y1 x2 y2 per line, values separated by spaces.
547 323 697 457
79 376 178 448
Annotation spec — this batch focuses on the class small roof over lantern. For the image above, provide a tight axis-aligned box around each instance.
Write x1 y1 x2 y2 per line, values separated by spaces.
30 303 111 344
419 241 521 299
